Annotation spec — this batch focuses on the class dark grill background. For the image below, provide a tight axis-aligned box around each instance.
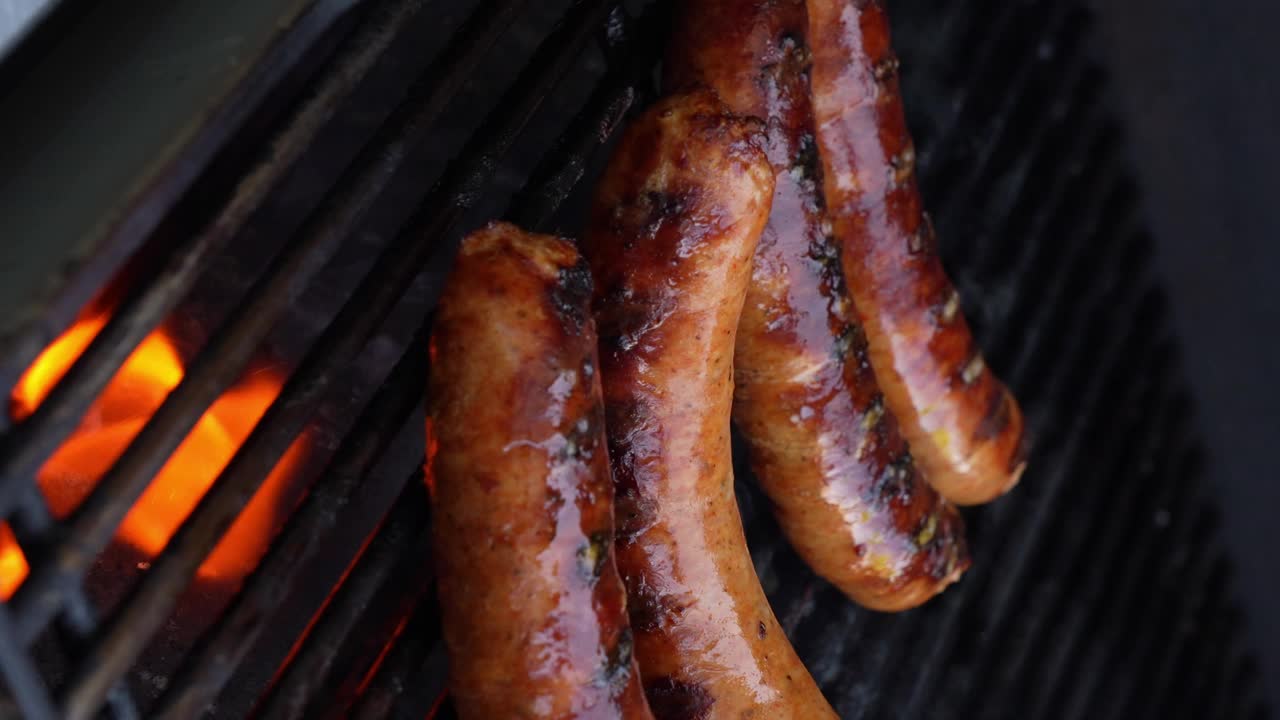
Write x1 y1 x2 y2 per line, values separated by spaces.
0 0 1270 717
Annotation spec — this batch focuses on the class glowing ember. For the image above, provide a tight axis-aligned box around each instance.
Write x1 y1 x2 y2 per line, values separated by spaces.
0 312 306 599
0 525 27 601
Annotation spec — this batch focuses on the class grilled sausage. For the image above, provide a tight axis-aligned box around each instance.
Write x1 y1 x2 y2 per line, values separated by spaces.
806 0 1028 505
585 91 838 719
667 0 969 610
426 222 654 720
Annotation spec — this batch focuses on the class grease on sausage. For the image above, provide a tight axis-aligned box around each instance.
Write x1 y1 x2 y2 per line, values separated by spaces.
807 0 1028 505
667 0 968 610
427 222 654 720
585 91 838 719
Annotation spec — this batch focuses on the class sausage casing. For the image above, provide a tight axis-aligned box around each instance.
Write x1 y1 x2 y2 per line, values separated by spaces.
668 0 969 610
586 91 838 719
427 222 653 720
806 0 1029 505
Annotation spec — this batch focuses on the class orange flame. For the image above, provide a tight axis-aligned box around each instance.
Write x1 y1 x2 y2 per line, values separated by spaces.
1 313 306 599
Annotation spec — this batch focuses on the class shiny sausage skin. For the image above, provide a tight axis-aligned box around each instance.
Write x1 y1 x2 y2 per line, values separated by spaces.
807 0 1028 505
585 91 838 719
426 222 654 720
667 0 968 610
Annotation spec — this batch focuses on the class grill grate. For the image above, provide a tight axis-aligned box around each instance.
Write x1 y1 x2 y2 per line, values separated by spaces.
0 0 1269 717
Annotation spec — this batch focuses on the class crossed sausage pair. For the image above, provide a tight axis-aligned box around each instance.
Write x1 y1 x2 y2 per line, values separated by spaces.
426 1 1027 717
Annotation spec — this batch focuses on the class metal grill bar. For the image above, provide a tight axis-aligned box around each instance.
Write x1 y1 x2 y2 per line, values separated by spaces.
1067 449 1199 711
1087 448 1204 720
764 548 872 682
896 0 1014 149
0 0 1268 716
1141 537 1231 717
12 115 352 643
941 293 1172 709
56 1 614 714
0 0 427 704
156 6 662 706
298 53 666 720
812 0 1260 714
791 595 868 687
48 592 141 720
759 16 1109 655
926 10 1090 225
255 479 429 720
981 392 1190 717
925 176 1150 662
0 0 425 516
1 474 137 717
1117 499 1221 719
762 23 1167 712
968 85 1109 289
902 282 1162 718
1135 543 1231 720
283 530 429 719
0 606 54 719
505 5 644 230
1036 445 1199 719
1151 572 1235 720
879 337 1168 718
917 0 1079 200
151 324 431 719
956 22 1091 214
165 14 661 716
914 0 995 91
347 594 441 720
880 286 1156 715
978 127 1118 321
788 19 1131 707
999 189 1142 382
506 81 635 231
934 334 1169 714
411 640 452 719
951 170 1136 646
9 0 540 647
836 617 907 718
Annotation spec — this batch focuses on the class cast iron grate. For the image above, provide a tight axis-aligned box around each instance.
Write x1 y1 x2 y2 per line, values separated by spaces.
0 0 1267 718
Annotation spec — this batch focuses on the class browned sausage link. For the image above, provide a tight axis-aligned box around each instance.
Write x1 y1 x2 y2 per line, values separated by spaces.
585 91 837 719
427 222 654 720
806 0 1028 505
667 0 969 610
